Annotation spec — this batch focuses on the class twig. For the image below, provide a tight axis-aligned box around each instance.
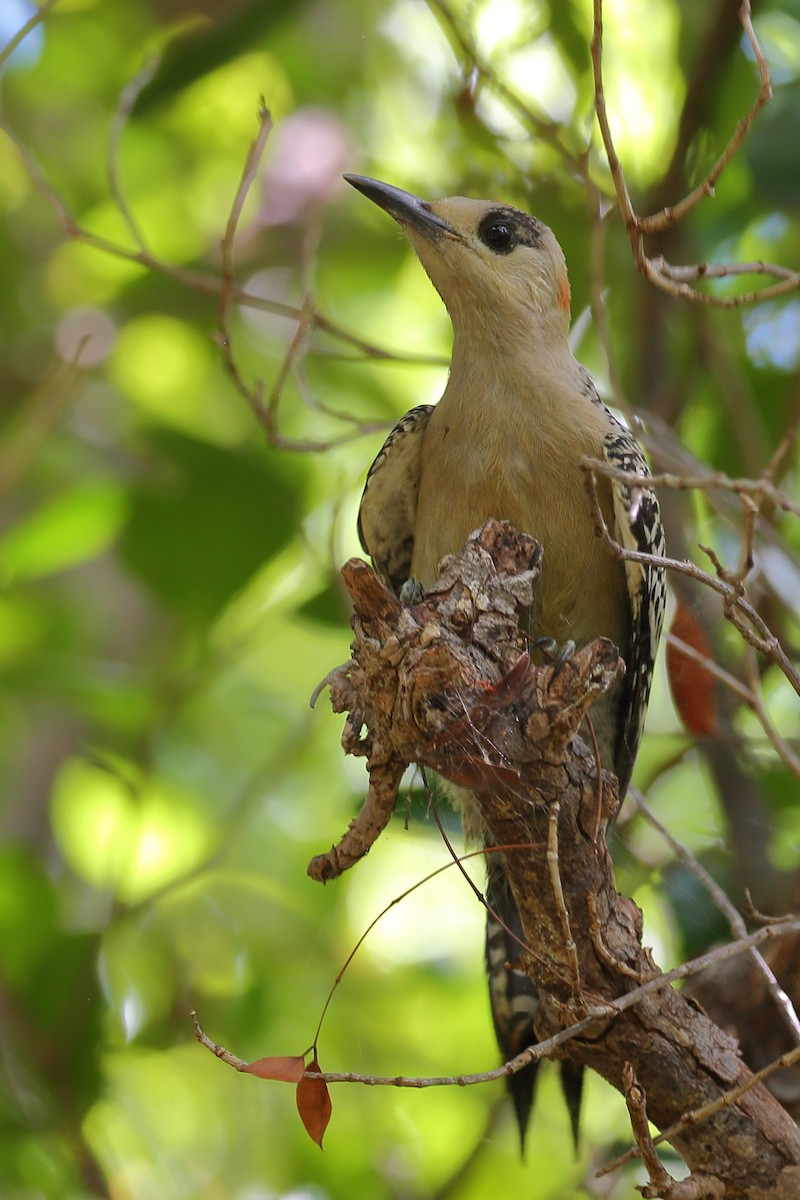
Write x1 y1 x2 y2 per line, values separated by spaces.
582 457 800 520
622 1063 679 1197
426 0 582 167
634 791 800 1047
193 920 800 1093
762 409 800 486
0 115 445 381
590 0 789 307
0 0 60 71
547 802 581 993
222 102 273 261
638 1 771 235
582 462 800 696
214 107 385 452
600 1044 800 1180
655 259 800 285
741 643 800 778
665 633 800 779
697 538 799 691
107 52 161 252
216 104 279 436
652 259 800 304
191 1010 250 1072
590 0 639 242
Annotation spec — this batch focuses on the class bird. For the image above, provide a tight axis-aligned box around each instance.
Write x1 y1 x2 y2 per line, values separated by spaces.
346 173 667 1150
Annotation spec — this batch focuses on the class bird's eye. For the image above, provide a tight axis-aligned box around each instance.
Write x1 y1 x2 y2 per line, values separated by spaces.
479 218 515 253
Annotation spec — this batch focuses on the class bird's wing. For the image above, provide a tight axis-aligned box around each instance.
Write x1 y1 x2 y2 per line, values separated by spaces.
357 404 435 593
602 424 667 794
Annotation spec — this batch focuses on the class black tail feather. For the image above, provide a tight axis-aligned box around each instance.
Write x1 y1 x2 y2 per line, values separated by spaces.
507 1057 539 1155
485 857 585 1150
558 1059 585 1151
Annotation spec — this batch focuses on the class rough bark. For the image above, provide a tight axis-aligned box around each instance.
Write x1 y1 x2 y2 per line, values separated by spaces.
311 519 800 1198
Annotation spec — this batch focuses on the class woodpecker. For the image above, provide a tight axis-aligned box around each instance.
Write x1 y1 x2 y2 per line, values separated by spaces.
347 174 667 1148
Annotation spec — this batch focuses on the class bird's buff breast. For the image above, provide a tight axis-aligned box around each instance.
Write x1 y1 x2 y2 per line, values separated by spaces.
410 410 630 655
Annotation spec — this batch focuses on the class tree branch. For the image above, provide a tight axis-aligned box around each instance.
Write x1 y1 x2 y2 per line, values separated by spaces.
314 520 800 1197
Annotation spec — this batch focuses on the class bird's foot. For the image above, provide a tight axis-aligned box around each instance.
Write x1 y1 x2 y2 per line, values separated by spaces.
400 577 425 605
530 636 577 689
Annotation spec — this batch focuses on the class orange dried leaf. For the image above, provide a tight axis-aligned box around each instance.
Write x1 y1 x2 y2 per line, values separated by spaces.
245 1055 305 1083
296 1056 332 1147
666 601 719 738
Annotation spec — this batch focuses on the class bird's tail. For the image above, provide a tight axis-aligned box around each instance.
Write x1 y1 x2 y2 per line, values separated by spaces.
484 855 584 1151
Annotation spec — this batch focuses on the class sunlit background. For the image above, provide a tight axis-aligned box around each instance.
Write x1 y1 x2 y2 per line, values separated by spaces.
2 0 800 1197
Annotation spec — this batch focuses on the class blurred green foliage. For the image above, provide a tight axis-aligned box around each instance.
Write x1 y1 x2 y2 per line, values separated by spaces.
1 1 799 1197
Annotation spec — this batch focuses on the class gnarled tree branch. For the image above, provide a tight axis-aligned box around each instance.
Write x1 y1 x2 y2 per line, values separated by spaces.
313 519 800 1199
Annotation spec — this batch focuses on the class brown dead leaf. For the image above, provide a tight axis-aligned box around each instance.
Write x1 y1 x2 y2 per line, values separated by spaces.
244 1055 305 1083
296 1056 332 1147
666 601 719 738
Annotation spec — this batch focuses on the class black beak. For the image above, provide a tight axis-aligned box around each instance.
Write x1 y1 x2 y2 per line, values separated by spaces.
344 174 453 241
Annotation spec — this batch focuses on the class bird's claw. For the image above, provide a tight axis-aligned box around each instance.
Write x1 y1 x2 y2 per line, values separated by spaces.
551 639 576 682
400 577 425 605
530 636 577 690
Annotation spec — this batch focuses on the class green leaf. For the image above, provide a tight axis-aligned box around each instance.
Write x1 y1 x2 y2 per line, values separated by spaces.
119 430 306 625
0 482 126 580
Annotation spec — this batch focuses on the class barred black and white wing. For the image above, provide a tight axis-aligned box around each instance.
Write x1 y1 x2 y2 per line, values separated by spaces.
602 425 667 795
358 404 434 592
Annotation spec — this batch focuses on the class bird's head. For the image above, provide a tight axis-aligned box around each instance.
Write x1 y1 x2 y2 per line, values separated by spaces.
345 174 572 342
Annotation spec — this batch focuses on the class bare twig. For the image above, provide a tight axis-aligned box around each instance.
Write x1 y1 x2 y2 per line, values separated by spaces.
426 0 582 167
655 259 800 285
638 1 771 235
665 633 800 779
741 643 800 776
107 52 161 252
0 113 445 380
634 792 800 1047
213 106 404 452
590 0 638 240
762 410 800 486
590 0 789 307
191 1010 250 1072
547 802 582 993
622 1063 683 1198
0 0 61 71
600 1044 800 1180
582 458 800 520
222 102 273 260
208 913 800 1093
582 461 800 696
